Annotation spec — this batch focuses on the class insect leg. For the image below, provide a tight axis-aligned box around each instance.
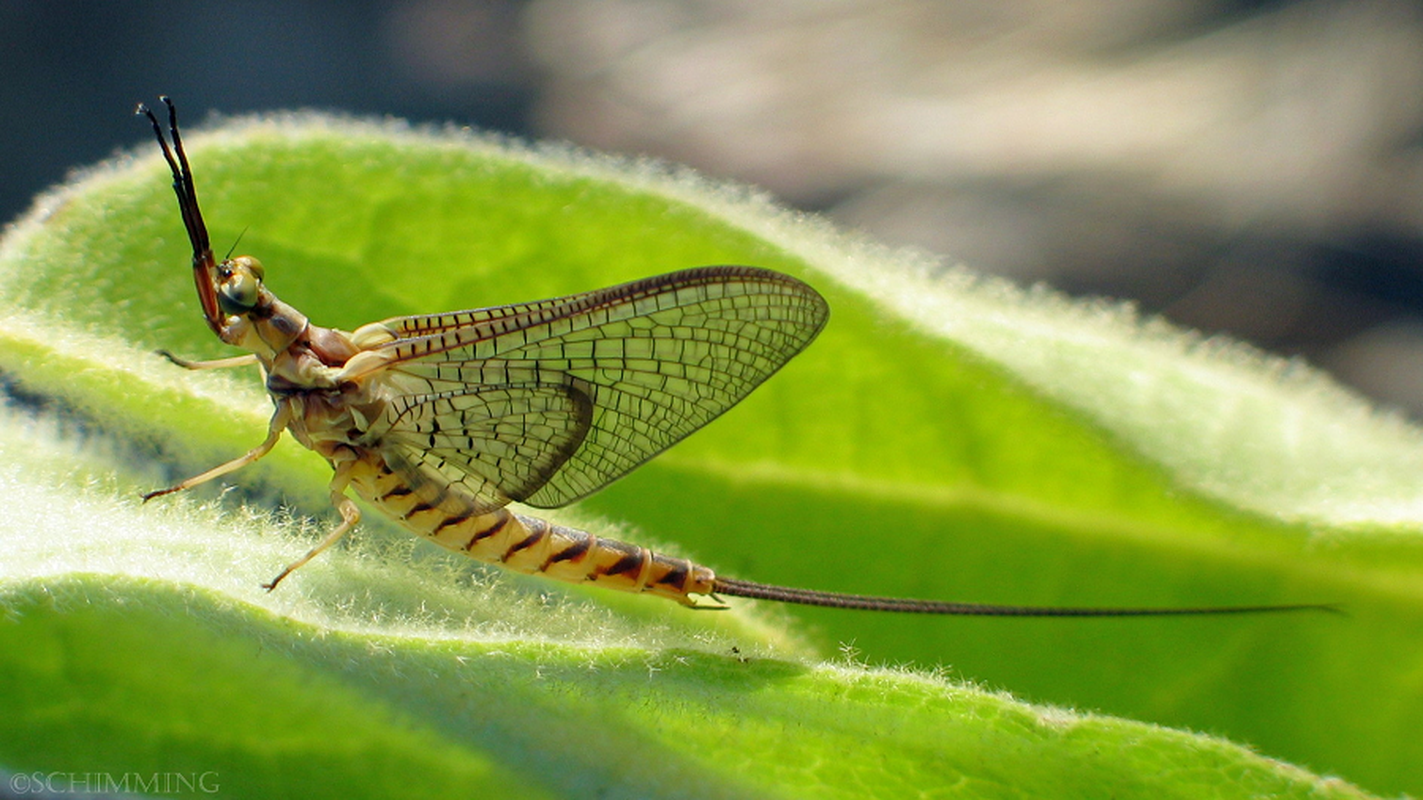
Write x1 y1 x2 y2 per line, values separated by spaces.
156 350 260 370
261 453 361 591
141 402 291 501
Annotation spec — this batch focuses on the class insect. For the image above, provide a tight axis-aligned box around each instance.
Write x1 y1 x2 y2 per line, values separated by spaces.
137 97 1329 617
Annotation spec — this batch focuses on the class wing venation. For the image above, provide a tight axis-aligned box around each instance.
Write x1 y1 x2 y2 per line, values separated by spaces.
363 266 827 508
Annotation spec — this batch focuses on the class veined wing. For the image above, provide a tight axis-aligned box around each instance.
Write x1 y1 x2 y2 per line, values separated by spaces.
374 383 594 515
362 267 828 510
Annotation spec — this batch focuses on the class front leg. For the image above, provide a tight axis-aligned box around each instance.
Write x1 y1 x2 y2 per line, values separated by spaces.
157 350 259 370
142 402 292 501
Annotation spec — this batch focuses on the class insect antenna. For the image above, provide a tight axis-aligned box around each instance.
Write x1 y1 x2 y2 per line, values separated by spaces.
711 577 1339 617
223 226 250 262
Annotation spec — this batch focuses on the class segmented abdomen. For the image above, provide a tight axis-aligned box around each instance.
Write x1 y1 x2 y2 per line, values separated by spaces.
345 450 715 604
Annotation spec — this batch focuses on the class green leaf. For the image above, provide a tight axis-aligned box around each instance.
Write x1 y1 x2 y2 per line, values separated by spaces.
0 414 1367 799
0 112 1415 797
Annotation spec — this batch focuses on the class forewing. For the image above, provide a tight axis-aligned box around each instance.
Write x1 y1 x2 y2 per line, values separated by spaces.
366 267 828 508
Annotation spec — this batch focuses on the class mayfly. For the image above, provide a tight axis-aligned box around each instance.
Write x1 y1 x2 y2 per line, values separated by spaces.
137 97 1328 617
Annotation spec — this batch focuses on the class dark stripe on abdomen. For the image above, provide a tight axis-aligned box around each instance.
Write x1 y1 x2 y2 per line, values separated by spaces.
380 485 413 501
502 517 548 561
603 550 644 577
436 509 475 533
464 513 509 551
544 535 592 567
656 563 689 592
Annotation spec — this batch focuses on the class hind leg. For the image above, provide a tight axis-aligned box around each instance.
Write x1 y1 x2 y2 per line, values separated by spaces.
261 452 360 591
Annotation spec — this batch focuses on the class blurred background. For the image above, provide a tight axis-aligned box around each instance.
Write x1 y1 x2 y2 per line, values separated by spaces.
5 0 1423 417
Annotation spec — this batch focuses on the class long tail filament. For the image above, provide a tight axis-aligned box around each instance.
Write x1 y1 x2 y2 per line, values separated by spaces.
711 577 1337 617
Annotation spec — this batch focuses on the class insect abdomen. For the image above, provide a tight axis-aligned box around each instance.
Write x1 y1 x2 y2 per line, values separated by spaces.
348 453 715 604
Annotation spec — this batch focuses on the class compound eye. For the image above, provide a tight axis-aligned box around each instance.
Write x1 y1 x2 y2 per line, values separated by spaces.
236 255 265 280
217 259 262 314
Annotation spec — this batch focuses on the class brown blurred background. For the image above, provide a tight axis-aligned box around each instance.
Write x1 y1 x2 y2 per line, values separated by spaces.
6 0 1423 417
